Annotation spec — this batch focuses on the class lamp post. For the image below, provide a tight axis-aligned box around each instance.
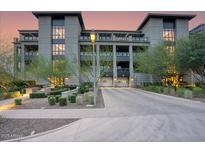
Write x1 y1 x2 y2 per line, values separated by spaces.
90 30 96 106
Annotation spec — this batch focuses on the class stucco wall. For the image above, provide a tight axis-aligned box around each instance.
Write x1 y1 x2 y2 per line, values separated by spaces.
38 16 52 60
65 16 81 85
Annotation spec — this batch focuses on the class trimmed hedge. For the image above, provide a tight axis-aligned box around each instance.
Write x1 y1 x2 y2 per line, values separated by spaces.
48 96 56 105
30 92 47 98
48 88 68 96
69 95 76 103
79 82 93 94
59 97 67 106
15 99 22 105
55 95 61 103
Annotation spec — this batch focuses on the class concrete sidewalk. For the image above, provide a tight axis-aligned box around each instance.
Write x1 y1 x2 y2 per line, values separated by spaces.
0 94 29 106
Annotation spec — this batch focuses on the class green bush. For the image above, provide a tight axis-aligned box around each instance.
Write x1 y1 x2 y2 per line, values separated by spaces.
55 95 61 103
184 90 193 99
70 95 76 103
48 96 56 105
48 88 68 96
163 87 175 95
192 87 205 96
59 97 67 106
79 82 93 94
30 92 47 98
176 88 186 97
15 99 22 105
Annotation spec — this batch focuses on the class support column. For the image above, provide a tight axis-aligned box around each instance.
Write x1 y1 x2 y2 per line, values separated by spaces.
96 44 100 80
129 45 134 87
113 45 117 87
20 44 25 80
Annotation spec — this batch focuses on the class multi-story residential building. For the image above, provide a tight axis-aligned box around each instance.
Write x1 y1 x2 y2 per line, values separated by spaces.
13 12 195 87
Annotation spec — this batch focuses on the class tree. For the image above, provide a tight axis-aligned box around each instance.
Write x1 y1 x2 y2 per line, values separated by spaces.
176 32 205 84
134 43 178 86
25 55 76 86
80 45 112 83
0 36 14 92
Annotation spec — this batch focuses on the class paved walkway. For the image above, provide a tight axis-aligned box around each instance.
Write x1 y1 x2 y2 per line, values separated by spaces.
2 88 205 141
0 94 29 106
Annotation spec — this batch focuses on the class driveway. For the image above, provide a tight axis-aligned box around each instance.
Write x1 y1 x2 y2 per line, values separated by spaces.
6 88 205 141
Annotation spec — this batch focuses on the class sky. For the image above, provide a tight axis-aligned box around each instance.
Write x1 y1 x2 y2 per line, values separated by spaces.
1 11 205 46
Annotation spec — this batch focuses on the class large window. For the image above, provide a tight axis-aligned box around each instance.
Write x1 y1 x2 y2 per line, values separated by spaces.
163 19 176 42
52 44 65 55
52 18 65 57
52 26 65 39
163 29 176 41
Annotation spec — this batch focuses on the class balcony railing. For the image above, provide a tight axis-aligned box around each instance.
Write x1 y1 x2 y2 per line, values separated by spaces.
79 35 149 43
117 68 130 77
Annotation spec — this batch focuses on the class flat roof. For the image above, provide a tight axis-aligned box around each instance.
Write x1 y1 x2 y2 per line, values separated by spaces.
32 11 85 29
137 13 196 30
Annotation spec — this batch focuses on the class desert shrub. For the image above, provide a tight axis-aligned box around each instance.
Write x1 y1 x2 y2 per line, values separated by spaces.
192 87 205 96
59 97 67 106
30 92 47 98
48 96 56 105
55 95 61 103
184 90 193 99
84 92 94 104
7 91 21 98
176 88 186 97
70 95 76 103
79 82 93 94
15 99 22 105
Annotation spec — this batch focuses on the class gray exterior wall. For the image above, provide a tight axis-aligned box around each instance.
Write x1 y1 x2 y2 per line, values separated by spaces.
141 18 163 47
65 16 82 85
38 16 52 60
176 19 189 39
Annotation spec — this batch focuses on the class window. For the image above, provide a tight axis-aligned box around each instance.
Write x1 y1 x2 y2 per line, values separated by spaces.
163 29 176 41
52 26 65 39
163 19 176 42
52 44 65 55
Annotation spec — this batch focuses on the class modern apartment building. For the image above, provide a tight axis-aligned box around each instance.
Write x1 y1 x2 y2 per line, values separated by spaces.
13 12 195 87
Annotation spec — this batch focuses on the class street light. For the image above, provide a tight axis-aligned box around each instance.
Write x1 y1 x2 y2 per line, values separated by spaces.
90 30 96 106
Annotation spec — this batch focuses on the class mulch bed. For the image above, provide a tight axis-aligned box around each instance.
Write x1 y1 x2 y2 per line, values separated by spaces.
14 89 105 109
0 118 78 141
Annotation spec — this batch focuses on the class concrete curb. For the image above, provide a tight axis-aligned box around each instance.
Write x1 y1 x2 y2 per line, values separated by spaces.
1 119 80 142
135 88 203 104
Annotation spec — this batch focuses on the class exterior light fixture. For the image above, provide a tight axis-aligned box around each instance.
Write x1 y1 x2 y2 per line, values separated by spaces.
90 31 96 43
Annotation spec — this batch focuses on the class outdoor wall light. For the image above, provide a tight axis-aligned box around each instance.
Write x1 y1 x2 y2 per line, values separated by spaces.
90 31 96 43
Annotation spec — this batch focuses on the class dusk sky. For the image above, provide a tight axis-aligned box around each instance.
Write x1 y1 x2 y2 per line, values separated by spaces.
1 11 205 45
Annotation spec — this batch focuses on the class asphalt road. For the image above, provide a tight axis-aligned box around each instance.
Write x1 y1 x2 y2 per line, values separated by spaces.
21 88 205 141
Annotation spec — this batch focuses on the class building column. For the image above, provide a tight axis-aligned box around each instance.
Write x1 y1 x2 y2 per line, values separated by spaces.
96 44 100 80
129 45 134 87
113 45 117 87
20 44 25 80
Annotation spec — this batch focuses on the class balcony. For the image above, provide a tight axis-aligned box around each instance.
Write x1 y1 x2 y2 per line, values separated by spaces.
80 30 149 43
19 30 38 42
117 52 129 61
117 68 129 77
80 52 113 61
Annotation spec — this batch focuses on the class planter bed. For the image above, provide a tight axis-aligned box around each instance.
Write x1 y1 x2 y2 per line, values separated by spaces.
0 118 78 141
14 89 105 109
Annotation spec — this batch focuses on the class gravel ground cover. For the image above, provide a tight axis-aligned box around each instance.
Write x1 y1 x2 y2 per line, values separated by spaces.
14 89 105 109
0 118 78 141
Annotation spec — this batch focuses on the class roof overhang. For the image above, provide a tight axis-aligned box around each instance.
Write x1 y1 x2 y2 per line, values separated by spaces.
137 13 196 30
32 11 85 29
